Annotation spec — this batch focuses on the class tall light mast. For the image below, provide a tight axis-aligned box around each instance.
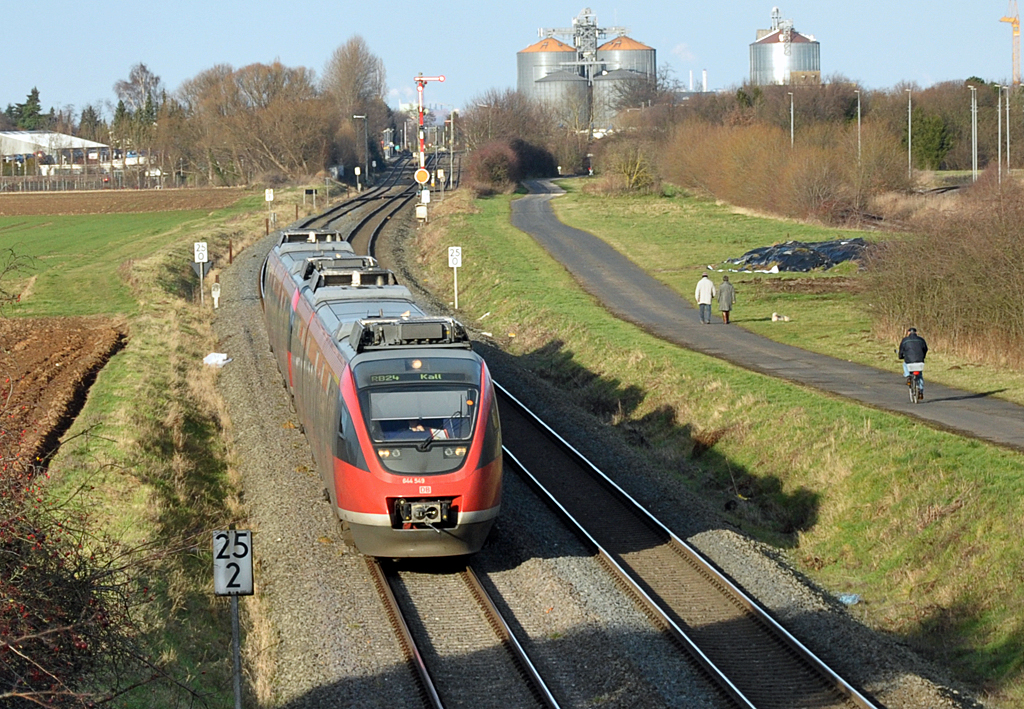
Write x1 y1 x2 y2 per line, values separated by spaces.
1002 0 1021 86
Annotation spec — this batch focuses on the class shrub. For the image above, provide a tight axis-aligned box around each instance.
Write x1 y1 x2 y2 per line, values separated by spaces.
467 139 558 195
864 173 1024 366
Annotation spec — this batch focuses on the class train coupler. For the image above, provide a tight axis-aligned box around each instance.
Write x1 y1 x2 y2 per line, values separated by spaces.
393 498 454 529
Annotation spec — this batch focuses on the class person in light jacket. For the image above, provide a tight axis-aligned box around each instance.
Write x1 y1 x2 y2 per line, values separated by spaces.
694 273 716 324
717 275 736 324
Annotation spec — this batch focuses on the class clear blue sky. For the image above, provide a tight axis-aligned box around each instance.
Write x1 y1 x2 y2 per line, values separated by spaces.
1 1 1011 118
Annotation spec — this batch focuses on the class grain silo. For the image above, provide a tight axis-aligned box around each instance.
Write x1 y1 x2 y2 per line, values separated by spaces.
517 37 579 101
535 71 591 127
592 70 645 129
518 9 658 132
750 7 820 85
597 36 656 79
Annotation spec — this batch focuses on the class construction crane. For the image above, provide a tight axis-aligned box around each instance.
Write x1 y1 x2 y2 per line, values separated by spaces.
1002 0 1021 86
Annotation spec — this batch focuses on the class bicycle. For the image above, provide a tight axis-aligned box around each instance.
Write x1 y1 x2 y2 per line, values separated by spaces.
904 364 924 404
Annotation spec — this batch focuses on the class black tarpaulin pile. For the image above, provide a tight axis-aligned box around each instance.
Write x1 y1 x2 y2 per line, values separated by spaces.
726 238 868 272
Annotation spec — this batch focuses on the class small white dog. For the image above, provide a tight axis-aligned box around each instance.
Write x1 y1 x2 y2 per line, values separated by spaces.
771 312 791 322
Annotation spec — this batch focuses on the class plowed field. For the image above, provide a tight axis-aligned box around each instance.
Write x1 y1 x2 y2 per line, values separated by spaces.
0 187 246 215
1 317 124 464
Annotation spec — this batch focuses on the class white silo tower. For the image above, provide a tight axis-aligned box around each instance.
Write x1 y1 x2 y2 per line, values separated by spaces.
750 7 820 85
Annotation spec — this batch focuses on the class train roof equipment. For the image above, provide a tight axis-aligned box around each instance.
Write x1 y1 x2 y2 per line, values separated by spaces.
279 229 347 245
350 317 471 353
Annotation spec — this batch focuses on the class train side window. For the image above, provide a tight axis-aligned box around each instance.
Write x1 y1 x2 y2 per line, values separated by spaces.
337 401 369 471
479 395 502 467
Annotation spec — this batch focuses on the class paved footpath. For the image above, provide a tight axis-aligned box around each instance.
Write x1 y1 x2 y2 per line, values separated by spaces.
511 179 1024 451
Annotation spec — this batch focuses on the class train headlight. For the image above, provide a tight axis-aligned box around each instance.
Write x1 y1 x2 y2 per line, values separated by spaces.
443 446 467 459
378 448 402 459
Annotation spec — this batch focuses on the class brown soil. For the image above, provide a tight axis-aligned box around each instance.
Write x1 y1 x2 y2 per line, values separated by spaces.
751 276 864 295
1 317 125 464
0 187 247 216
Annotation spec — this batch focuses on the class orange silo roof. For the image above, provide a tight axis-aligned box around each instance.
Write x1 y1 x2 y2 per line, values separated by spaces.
519 37 576 53
598 36 653 51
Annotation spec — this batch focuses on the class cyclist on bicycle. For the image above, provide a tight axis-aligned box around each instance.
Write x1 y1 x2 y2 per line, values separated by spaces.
898 327 928 400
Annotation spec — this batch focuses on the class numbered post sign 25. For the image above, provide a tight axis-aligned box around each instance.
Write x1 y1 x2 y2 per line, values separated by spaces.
448 246 462 268
213 530 254 596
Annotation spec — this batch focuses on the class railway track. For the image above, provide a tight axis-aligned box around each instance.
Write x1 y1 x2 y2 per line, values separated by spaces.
295 155 414 232
348 162 862 707
297 152 458 255
495 383 880 709
366 557 560 709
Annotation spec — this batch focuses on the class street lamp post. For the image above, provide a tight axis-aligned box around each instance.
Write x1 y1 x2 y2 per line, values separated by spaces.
353 114 368 185
906 89 912 180
999 88 1004 184
1006 86 1012 176
476 103 493 145
788 92 794 148
854 89 862 166
969 85 978 182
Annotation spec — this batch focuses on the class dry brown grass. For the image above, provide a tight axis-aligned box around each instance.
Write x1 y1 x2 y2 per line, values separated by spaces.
865 173 1024 369
660 120 910 223
0 187 249 215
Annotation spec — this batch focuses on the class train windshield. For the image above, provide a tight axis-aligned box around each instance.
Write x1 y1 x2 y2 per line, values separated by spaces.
354 357 481 444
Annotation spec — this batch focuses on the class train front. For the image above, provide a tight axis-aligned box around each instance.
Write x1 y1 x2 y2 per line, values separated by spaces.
336 332 502 557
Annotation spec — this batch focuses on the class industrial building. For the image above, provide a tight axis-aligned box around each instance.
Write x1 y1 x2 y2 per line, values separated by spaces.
0 131 109 173
517 8 657 132
750 7 820 86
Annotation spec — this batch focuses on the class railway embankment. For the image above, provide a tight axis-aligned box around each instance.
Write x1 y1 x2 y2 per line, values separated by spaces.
393 183 1019 707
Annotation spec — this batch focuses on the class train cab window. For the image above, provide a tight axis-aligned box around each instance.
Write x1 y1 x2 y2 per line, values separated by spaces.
353 358 482 474
364 390 476 444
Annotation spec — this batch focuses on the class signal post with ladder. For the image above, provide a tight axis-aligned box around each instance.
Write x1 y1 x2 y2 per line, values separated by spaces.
414 73 445 168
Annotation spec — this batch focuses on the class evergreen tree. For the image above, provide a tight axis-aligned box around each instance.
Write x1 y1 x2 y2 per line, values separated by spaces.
79 105 104 141
13 88 45 130
111 99 131 150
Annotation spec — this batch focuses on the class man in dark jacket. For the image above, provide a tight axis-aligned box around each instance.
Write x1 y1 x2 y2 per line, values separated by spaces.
898 327 928 398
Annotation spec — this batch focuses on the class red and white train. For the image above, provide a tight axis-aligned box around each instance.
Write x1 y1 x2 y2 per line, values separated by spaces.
261 230 502 557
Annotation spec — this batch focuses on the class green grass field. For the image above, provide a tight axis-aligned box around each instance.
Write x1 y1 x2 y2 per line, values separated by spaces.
1 196 271 707
548 179 1024 407
0 196 262 318
414 189 1024 706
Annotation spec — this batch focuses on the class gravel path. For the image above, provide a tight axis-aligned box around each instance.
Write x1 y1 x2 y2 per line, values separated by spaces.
210 203 989 708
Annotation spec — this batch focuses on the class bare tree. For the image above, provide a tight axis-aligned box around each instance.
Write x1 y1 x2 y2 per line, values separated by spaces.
114 63 163 114
460 88 555 150
172 62 335 183
321 37 391 177
321 36 387 119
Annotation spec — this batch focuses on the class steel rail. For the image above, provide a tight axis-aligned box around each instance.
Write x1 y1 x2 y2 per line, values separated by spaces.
495 381 880 709
461 565 563 709
365 557 444 709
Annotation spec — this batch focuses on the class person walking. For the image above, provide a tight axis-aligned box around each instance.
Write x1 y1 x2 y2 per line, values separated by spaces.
718 275 736 324
695 273 716 324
